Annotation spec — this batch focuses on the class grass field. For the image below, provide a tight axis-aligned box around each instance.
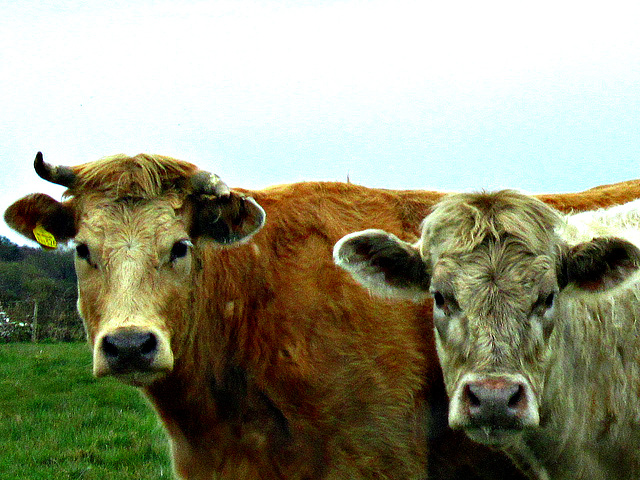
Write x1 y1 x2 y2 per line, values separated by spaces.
0 343 172 479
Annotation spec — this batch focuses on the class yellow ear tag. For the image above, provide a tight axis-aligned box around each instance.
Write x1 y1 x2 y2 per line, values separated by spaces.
33 225 58 249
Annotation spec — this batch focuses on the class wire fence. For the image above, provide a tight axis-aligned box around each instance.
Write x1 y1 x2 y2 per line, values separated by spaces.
0 299 85 342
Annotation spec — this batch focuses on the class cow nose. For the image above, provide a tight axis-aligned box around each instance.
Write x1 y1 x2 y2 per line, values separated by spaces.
101 329 158 372
462 378 528 428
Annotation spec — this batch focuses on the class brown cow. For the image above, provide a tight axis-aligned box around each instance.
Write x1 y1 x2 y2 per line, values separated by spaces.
335 191 640 480
5 154 640 479
5 152 526 480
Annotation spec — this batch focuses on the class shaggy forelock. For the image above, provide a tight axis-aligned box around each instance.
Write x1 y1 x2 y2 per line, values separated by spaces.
421 190 564 259
64 154 200 200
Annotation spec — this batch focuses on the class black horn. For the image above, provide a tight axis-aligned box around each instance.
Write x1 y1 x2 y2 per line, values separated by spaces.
190 170 231 197
33 152 77 188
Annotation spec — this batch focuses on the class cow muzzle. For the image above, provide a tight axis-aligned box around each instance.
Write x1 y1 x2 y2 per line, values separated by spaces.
448 373 539 446
93 326 173 386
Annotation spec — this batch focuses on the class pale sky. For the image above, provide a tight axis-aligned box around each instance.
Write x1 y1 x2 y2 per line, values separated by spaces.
2 0 639 246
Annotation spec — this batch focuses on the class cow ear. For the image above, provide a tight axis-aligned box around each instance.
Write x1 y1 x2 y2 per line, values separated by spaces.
333 229 431 300
561 237 640 292
4 193 76 249
191 192 265 244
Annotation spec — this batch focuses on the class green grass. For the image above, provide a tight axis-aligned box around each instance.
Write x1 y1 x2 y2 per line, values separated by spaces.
0 343 172 479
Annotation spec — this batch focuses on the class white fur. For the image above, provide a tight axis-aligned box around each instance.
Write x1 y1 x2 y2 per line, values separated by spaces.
561 199 640 248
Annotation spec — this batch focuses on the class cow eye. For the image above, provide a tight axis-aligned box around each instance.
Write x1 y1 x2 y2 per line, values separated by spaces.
170 240 192 262
432 291 458 316
532 291 557 316
75 243 91 261
544 292 555 309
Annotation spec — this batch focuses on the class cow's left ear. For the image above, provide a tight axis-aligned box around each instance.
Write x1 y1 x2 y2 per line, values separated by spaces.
333 229 431 300
560 237 640 292
191 192 265 245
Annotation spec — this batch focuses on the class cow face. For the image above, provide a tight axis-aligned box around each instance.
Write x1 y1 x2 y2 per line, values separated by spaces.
4 153 265 387
335 191 640 447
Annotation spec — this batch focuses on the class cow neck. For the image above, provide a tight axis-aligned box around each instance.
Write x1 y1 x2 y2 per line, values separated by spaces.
144 234 275 438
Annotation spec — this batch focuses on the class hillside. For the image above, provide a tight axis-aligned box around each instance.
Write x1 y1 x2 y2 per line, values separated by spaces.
0 236 82 342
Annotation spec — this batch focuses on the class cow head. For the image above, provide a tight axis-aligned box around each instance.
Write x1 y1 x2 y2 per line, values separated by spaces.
5 153 265 387
334 190 640 447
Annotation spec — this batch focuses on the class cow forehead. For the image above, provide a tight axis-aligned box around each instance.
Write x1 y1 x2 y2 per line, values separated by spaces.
421 190 563 260
433 243 557 312
434 241 556 286
434 247 558 370
76 194 189 247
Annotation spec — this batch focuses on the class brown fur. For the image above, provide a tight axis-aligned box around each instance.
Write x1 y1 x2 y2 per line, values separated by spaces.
67 153 200 199
538 179 640 212
6 154 640 479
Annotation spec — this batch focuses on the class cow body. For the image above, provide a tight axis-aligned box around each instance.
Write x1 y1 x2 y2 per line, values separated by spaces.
140 182 443 479
335 191 640 480
6 153 528 479
7 154 640 479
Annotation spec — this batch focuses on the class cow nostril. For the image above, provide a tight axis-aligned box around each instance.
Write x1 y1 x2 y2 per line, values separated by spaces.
465 385 481 407
508 385 524 409
140 333 157 355
102 335 119 358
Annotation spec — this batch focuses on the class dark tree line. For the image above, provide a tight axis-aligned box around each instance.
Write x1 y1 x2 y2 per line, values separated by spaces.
0 236 83 342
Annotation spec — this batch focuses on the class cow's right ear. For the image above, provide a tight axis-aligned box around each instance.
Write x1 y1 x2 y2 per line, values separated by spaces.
191 192 266 245
4 193 76 249
560 236 640 293
333 229 431 300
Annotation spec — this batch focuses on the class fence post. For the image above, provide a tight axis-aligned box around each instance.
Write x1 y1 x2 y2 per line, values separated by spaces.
32 300 38 343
